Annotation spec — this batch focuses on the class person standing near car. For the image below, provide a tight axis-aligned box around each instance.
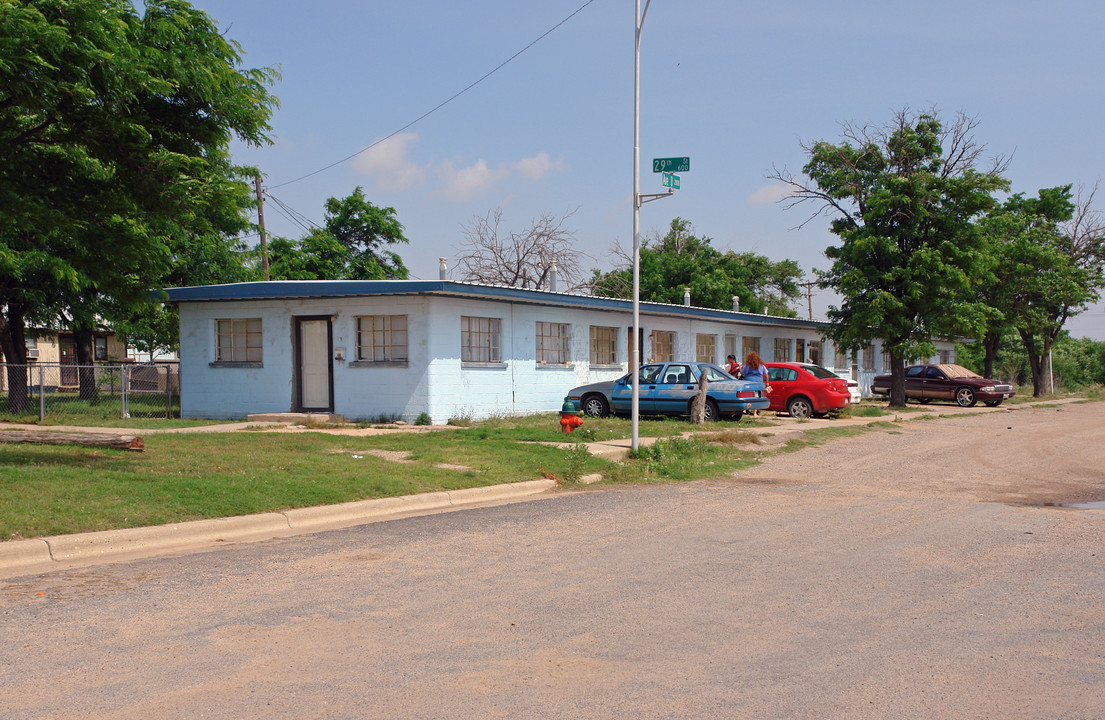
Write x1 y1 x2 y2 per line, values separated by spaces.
740 351 771 417
725 354 740 376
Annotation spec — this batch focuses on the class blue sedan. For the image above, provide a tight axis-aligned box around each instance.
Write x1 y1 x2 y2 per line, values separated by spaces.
567 362 770 421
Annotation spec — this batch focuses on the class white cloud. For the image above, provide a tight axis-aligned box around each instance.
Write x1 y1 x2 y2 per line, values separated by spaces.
746 183 792 206
513 152 565 180
436 158 510 202
352 132 426 192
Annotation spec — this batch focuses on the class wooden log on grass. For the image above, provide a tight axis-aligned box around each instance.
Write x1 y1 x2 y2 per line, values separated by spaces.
0 431 144 451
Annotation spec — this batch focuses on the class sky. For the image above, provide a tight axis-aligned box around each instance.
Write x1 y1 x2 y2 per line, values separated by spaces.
190 0 1105 340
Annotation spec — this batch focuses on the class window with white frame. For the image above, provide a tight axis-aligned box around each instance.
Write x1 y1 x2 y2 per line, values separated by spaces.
724 334 737 360
536 321 570 365
461 316 501 363
216 318 262 363
94 337 108 361
939 349 953 364
862 346 875 371
742 336 760 358
834 348 849 370
356 315 408 362
774 338 791 363
695 333 717 363
652 330 675 363
881 350 891 372
589 326 618 365
808 340 822 366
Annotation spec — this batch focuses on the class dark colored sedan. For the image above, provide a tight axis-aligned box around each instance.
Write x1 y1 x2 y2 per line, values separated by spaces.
871 364 1015 407
567 362 769 421
764 362 852 419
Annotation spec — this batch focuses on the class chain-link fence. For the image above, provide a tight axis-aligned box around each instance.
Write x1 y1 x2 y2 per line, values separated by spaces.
0 362 180 422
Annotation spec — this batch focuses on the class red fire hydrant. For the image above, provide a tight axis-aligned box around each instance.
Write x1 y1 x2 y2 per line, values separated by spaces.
560 397 584 434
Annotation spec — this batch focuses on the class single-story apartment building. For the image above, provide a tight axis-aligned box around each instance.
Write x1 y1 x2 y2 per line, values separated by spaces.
162 280 956 423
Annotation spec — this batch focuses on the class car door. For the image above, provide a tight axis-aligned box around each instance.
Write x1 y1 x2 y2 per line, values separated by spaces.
903 365 926 399
766 365 798 411
612 364 664 413
922 365 952 401
652 363 696 415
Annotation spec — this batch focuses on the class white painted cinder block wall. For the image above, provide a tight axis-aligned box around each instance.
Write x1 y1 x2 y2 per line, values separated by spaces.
177 294 839 423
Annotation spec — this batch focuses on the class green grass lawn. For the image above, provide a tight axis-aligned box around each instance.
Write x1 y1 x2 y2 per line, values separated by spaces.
0 412 771 541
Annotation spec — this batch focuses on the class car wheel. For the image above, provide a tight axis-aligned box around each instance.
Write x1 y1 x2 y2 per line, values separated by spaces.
918 398 931 404
787 396 813 419
955 387 977 407
702 399 720 422
581 394 610 417
983 399 1003 407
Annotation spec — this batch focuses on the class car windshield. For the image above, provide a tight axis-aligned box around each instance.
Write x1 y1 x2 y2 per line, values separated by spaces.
937 364 981 379
802 365 838 380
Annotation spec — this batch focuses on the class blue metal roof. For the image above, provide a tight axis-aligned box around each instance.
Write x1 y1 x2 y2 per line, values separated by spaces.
158 280 826 330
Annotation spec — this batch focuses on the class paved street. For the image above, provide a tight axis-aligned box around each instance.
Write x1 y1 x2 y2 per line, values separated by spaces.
1 402 1103 719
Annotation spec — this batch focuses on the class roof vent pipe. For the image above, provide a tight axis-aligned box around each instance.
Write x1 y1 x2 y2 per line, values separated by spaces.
548 262 558 292
732 296 740 312
684 288 691 306
439 257 448 280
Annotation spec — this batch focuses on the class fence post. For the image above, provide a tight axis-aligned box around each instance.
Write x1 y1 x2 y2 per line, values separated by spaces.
121 364 129 418
39 363 45 422
165 365 171 419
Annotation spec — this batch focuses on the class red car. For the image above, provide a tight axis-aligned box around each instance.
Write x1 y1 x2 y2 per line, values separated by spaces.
763 362 852 419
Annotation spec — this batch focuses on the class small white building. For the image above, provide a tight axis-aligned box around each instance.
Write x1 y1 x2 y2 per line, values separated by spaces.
163 280 954 423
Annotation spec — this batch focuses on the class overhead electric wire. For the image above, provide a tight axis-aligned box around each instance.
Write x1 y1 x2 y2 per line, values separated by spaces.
269 0 597 190
267 192 322 231
264 191 321 234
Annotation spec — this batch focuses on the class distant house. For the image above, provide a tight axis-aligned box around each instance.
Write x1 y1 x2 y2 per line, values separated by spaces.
0 329 128 392
162 280 955 423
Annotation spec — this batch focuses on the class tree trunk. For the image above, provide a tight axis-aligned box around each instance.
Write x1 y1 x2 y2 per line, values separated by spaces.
0 431 144 451
889 351 907 407
689 372 708 423
73 326 99 402
1019 330 1044 397
0 302 30 414
981 330 1002 380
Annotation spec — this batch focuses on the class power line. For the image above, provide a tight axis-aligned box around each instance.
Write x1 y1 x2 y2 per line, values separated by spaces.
269 0 597 190
264 191 321 234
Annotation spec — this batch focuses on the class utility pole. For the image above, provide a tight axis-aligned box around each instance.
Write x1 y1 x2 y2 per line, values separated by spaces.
255 175 269 281
800 280 816 320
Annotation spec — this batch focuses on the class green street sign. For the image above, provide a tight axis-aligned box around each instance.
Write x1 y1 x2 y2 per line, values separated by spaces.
662 172 680 189
653 156 689 173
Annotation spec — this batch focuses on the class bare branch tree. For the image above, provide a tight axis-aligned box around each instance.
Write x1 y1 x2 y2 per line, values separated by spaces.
767 108 1009 230
1062 182 1105 272
455 208 585 290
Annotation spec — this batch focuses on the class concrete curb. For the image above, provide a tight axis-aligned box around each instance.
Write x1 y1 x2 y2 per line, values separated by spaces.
0 539 52 573
1 479 556 578
45 513 293 564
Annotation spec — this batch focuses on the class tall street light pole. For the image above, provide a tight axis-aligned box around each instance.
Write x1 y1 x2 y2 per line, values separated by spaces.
632 0 650 452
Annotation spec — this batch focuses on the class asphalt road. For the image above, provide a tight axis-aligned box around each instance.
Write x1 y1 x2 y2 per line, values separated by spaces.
1 402 1103 719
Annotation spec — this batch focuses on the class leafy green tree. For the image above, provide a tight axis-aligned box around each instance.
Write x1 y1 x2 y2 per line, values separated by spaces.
1008 186 1105 395
591 218 801 315
771 110 1009 406
118 172 261 357
268 188 409 280
974 186 1083 392
0 0 277 408
1052 334 1105 389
